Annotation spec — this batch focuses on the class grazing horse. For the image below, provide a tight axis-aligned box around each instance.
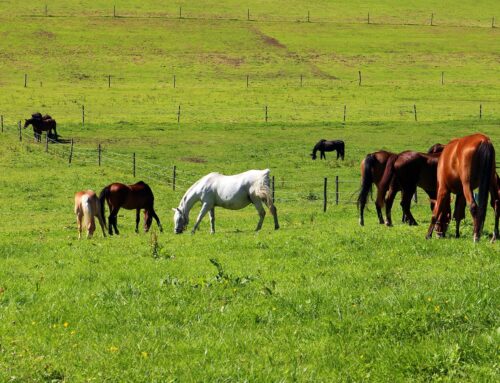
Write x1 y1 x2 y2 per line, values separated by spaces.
172 169 279 234
99 181 163 235
376 150 443 226
311 139 344 160
24 113 58 142
74 190 107 239
357 150 395 225
426 133 496 242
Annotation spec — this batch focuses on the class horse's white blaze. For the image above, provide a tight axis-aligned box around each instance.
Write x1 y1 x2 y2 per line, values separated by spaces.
173 169 279 233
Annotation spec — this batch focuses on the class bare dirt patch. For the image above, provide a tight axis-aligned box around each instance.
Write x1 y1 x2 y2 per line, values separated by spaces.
34 30 56 39
250 27 286 49
181 156 207 163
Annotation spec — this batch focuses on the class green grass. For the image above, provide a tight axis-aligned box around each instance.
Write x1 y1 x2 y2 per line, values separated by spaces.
0 1 499 381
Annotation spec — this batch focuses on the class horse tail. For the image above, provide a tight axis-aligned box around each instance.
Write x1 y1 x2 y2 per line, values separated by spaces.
253 169 273 206
99 186 109 221
476 140 495 233
376 154 398 208
357 154 376 210
340 141 345 160
81 194 93 228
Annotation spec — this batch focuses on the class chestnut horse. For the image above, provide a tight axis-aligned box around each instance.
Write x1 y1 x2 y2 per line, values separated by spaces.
311 139 344 160
426 133 496 242
99 181 163 235
376 150 443 227
74 190 107 239
357 150 395 225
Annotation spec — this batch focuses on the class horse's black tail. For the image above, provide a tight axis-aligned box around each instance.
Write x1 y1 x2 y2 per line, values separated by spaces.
340 141 345 160
99 186 109 222
357 154 376 210
476 140 495 234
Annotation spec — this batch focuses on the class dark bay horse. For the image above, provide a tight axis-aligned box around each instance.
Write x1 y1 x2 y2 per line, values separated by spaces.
311 139 344 160
426 133 496 242
24 113 58 142
376 150 443 227
99 181 163 235
357 150 395 225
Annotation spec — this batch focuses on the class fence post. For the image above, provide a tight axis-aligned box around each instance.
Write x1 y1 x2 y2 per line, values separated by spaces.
98 144 101 166
343 105 346 124
246 74 249 88
177 104 181 123
358 70 362 86
414 104 417 121
272 176 275 203
265 105 268 122
335 176 339 205
132 153 136 177
45 4 48 16
24 74 27 88
179 6 182 19
108 75 111 88
82 105 85 128
367 12 370 24
430 13 434 26
113 5 116 17
173 74 176 88
18 121 22 141
1 115 3 133
480 104 482 119
307 10 310 23
493 17 495 28
45 134 49 152
300 74 303 87
247 9 250 21
69 139 74 164
173 165 176 191
323 177 328 212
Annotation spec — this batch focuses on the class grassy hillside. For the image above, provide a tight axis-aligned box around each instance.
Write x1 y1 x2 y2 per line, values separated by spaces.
0 1 499 381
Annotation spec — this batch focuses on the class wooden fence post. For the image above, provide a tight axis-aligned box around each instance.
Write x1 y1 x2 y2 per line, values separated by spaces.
246 74 249 88
45 134 49 152
18 121 22 141
480 104 482 119
300 74 303 87
98 144 101 166
45 4 48 16
69 139 74 163
323 177 328 212
343 105 346 124
430 13 434 26
132 153 136 177
367 12 370 24
358 70 362 86
307 10 310 23
24 74 27 88
493 17 495 28
272 176 275 203
108 75 111 88
113 5 116 17
414 104 417 121
335 176 339 205
82 105 85 128
1 115 3 133
441 71 444 85
247 9 250 21
265 105 268 122
179 6 182 19
177 104 181 123
173 165 176 191
173 74 176 88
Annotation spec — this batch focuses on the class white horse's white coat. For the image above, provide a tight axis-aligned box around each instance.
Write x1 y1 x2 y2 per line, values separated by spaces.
173 169 279 234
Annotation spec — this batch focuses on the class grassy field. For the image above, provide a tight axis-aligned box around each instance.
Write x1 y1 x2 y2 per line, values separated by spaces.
0 1 499 381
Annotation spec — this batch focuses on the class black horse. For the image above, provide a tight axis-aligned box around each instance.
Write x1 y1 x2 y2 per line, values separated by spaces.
23 113 58 142
311 139 344 160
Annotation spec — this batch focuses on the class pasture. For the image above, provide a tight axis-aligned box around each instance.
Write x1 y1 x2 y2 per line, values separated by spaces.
0 1 499 381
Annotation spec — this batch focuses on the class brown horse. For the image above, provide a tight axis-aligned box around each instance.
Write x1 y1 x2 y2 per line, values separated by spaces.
74 190 107 239
376 150 443 226
24 113 58 142
426 133 496 242
428 143 445 154
357 150 395 225
99 181 163 235
311 139 345 160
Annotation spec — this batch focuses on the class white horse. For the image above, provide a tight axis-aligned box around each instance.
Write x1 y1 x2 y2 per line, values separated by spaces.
173 169 280 234
74 190 107 239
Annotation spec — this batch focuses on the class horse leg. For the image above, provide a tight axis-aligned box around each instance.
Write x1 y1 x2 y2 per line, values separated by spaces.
384 187 397 227
462 182 480 242
252 199 266 231
150 209 163 232
401 187 418 226
135 209 141 233
453 194 466 238
76 212 83 239
492 197 499 243
97 211 107 237
266 201 280 230
192 203 211 234
426 188 450 239
321 151 326 160
87 217 96 239
109 206 120 235
209 208 215 234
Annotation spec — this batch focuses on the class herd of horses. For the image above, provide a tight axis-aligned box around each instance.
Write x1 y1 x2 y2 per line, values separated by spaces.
357 133 499 243
73 133 497 243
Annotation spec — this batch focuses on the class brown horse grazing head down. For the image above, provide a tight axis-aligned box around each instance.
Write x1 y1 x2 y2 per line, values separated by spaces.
375 150 443 227
99 181 163 235
426 133 496 242
74 190 107 239
357 150 395 226
24 113 58 142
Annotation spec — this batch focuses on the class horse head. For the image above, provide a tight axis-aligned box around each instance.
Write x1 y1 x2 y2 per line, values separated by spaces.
23 119 30 128
172 207 188 234
311 153 317 160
